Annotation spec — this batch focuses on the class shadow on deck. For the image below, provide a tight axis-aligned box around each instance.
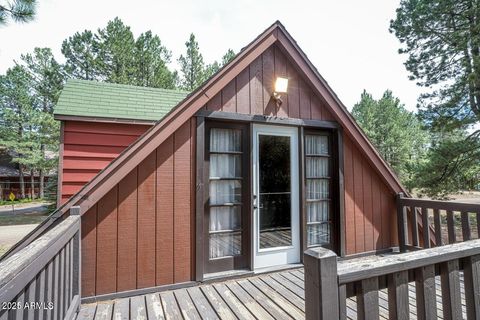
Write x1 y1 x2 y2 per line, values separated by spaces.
75 267 467 320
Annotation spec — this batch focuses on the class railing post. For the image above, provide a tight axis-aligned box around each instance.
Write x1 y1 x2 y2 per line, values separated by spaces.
304 247 339 320
70 206 81 312
396 193 408 253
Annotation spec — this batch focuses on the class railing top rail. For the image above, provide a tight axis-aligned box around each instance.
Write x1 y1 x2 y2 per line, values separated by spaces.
336 239 480 284
397 197 480 212
0 215 80 289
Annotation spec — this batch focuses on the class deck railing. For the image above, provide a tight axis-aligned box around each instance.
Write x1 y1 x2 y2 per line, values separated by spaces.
0 207 81 320
396 193 480 252
304 239 480 320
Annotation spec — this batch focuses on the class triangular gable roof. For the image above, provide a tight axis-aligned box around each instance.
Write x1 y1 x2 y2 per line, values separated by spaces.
2 21 407 259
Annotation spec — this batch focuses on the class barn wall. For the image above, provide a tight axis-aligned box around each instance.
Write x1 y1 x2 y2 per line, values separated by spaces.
205 44 397 255
81 119 195 297
60 121 150 204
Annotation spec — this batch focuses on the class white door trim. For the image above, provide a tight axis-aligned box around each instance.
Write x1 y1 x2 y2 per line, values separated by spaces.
252 124 300 269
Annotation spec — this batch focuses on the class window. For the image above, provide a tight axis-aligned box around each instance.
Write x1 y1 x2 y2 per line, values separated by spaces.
208 128 243 259
305 134 332 247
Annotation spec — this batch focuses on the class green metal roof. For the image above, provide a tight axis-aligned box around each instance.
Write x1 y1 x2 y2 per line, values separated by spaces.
54 79 189 122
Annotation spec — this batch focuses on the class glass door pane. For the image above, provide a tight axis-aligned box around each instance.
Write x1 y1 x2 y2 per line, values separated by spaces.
305 134 332 247
258 135 292 249
208 128 243 259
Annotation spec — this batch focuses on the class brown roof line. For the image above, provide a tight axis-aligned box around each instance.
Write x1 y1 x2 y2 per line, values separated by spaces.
54 114 156 125
1 20 406 260
274 23 408 195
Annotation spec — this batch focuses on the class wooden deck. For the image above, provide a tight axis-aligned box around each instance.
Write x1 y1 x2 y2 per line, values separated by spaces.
75 267 467 320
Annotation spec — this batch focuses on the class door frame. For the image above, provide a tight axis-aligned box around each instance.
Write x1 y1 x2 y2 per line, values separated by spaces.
195 111 344 281
252 124 301 269
201 120 251 275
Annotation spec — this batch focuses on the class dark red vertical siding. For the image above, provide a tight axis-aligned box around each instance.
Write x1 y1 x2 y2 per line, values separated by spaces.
80 119 195 297
249 56 264 115
236 69 250 115
155 136 175 285
222 79 236 113
117 169 138 291
95 186 118 295
173 121 193 283
81 205 97 297
137 152 157 288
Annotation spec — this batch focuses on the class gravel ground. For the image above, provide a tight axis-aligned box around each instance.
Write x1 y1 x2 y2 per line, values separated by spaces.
0 224 38 257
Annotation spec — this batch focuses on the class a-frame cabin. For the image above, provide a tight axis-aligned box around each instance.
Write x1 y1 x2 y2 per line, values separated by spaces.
4 21 408 299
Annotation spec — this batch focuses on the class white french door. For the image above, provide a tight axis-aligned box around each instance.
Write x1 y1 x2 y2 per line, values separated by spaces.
252 124 300 269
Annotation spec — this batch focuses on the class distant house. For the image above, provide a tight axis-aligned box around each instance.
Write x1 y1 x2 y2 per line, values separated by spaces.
0 148 50 200
16 21 408 299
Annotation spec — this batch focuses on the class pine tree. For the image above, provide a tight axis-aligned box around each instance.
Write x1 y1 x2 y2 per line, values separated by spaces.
134 31 177 89
178 34 206 91
61 18 180 89
0 0 36 25
62 30 100 80
390 0 480 194
95 17 136 84
20 48 64 198
0 66 37 198
352 90 428 190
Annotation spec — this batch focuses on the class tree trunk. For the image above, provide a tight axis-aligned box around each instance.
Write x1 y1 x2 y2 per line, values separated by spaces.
19 164 25 199
39 143 45 199
30 169 35 200
39 169 44 199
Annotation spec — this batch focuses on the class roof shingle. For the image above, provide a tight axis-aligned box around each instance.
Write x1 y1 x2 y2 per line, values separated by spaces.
54 79 189 121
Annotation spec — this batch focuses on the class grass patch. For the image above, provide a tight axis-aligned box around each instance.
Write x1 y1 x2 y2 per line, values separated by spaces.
0 198 48 206
0 214 48 226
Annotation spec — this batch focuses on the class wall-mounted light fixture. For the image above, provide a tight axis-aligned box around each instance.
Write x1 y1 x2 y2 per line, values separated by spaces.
272 77 289 107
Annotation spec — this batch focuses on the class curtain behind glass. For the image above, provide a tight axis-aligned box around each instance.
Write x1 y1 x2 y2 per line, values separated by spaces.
306 135 329 155
209 128 243 259
306 134 331 246
210 128 241 152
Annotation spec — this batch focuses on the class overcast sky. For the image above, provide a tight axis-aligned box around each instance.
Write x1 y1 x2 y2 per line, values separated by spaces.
0 0 423 111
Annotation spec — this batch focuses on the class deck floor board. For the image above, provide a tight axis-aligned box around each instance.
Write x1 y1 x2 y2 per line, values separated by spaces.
76 267 468 320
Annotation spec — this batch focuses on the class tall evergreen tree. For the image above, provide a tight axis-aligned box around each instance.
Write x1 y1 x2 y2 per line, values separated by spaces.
61 18 179 89
0 0 36 25
0 66 37 198
178 33 206 91
62 30 100 80
134 31 177 89
95 17 136 84
352 90 428 189
416 130 480 197
390 0 480 193
20 48 63 198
